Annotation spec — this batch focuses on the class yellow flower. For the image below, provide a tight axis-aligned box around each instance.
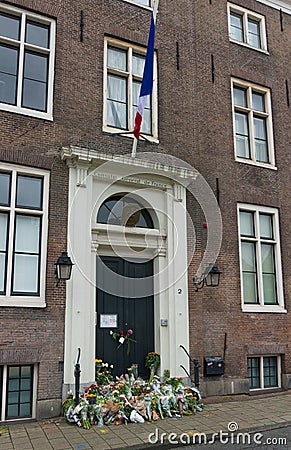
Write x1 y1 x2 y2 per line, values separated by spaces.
95 359 102 363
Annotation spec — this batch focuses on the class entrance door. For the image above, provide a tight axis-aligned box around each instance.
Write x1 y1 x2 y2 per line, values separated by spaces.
96 256 154 378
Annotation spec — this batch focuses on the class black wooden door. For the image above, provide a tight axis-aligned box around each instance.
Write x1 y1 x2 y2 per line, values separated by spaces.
96 256 154 378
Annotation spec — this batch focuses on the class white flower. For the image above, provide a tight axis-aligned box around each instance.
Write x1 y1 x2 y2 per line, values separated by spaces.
110 365 114 369
105 363 108 368
119 336 125 344
110 330 113 335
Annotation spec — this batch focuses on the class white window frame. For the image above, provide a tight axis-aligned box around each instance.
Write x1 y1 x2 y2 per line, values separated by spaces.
121 0 153 9
238 204 285 313
248 355 281 391
0 363 38 421
227 3 268 52
231 78 276 169
0 163 49 308
103 37 158 142
0 3 56 120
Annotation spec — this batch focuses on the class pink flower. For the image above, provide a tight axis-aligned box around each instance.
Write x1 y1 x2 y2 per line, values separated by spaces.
127 329 133 335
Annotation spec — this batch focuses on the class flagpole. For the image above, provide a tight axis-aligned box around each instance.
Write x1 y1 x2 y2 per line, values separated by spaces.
131 0 159 158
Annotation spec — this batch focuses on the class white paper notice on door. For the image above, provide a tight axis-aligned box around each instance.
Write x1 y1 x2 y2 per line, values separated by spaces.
100 314 118 328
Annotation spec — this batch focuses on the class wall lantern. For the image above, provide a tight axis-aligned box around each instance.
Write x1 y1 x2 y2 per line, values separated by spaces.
55 252 74 286
193 265 221 292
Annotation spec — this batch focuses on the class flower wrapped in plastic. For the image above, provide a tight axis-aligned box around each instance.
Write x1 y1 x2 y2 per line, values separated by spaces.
160 396 172 417
152 394 164 419
144 395 152 421
92 402 104 427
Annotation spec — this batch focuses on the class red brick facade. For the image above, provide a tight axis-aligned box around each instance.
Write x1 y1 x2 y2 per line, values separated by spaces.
0 0 290 418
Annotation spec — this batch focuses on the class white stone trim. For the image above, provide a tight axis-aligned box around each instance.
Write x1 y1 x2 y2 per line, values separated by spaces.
256 0 291 14
63 148 190 385
61 146 198 181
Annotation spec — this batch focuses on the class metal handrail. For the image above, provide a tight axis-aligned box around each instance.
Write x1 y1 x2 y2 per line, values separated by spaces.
180 345 200 389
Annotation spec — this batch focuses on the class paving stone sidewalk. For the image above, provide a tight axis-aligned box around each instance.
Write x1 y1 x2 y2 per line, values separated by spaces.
1 393 291 450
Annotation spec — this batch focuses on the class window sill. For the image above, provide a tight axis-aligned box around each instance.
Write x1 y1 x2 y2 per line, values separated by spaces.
103 127 159 144
229 38 269 54
242 304 287 313
0 104 53 121
0 297 46 308
119 0 153 11
249 387 282 395
235 157 277 170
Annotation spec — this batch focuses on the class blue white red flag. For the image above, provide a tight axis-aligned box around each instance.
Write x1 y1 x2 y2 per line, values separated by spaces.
133 12 156 140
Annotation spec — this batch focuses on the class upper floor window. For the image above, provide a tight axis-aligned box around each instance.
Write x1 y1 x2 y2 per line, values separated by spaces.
0 4 55 120
103 38 158 141
238 204 284 313
232 79 275 168
228 3 267 52
0 164 49 307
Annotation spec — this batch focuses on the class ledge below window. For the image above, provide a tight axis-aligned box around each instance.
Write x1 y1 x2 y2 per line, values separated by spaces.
249 387 283 395
242 304 287 314
235 157 277 170
102 127 159 144
0 297 46 308
0 104 53 121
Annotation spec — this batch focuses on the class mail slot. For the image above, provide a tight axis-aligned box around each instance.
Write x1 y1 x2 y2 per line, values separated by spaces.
204 356 224 376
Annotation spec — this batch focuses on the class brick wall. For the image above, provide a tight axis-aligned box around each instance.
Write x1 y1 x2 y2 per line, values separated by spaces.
0 0 290 409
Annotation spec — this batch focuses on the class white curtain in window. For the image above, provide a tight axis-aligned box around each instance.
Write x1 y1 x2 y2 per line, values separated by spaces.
13 254 39 293
242 242 257 303
107 47 126 71
15 215 40 253
132 54 145 77
261 244 276 304
107 75 127 129
235 112 250 158
0 253 5 292
0 213 7 251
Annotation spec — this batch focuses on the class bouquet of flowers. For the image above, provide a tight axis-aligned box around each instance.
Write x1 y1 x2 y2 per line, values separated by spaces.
95 359 113 386
145 352 160 370
110 329 136 355
145 352 160 381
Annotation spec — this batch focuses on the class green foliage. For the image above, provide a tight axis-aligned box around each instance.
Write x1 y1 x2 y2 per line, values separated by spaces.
145 352 160 369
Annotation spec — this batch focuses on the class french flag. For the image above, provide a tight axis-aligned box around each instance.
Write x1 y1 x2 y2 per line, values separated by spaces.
133 12 156 140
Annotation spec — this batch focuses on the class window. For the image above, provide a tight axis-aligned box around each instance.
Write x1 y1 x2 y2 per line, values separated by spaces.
6 366 33 419
248 356 280 390
97 194 154 228
0 4 55 120
103 38 158 141
232 79 275 167
0 164 49 307
238 204 284 312
228 3 267 51
0 364 37 420
123 0 152 6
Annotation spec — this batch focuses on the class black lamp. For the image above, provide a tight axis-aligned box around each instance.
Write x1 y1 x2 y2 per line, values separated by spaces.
55 252 74 286
193 265 221 292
